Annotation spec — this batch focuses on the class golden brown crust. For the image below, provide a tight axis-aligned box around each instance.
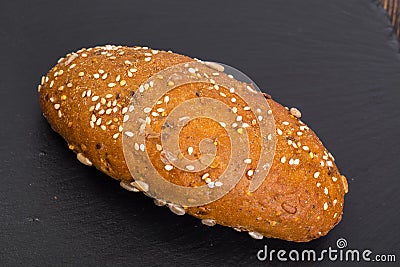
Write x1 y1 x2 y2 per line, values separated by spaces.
38 45 347 242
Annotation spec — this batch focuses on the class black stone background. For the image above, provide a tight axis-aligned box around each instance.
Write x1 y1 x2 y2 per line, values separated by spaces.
1 0 399 266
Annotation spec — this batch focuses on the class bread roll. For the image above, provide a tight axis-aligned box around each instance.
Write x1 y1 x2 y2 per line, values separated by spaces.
38 45 348 242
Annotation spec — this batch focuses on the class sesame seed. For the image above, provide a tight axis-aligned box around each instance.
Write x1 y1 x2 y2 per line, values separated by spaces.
164 95 170 104
102 73 108 80
124 60 132 65
236 116 243 121
78 72 84 77
106 109 112 115
280 156 286 163
168 204 185 216
244 106 251 111
232 107 238 113
289 158 294 165
122 107 128 114
127 71 133 77
100 98 106 105
290 107 302 118
139 144 145 151
277 129 283 135
89 106 95 112
244 158 252 164
76 153 92 166
282 121 289 126
143 107 151 113
49 80 54 88
219 92 226 97
108 83 116 88
332 176 338 182
98 69 104 74
201 219 217 227
333 199 337 205
113 107 118 113
202 173 210 180
91 114 96 122
54 104 60 110
188 147 194 155
204 61 225 72
151 112 159 117
188 67 196 74
267 110 273 115
124 131 134 137
165 165 173 171
130 68 137 73
101 125 106 130
123 115 129 122
248 231 263 240
134 143 139 150
205 178 212 184
258 115 263 121
316 182 321 187
112 133 120 139
314 172 320 178
237 128 243 134
49 97 54 102
58 110 62 117
323 202 328 210
186 165 195 171
69 63 76 69
215 181 223 187
242 123 250 128
81 53 87 57
267 133 272 140
120 80 126 86
96 118 102 126
207 182 215 188
91 96 99 102
320 161 325 167
115 75 121 82
156 144 162 151
247 169 254 176
86 89 91 97
167 81 174 86
145 57 151 62
302 146 309 151
297 131 303 136
327 161 333 167
324 187 329 195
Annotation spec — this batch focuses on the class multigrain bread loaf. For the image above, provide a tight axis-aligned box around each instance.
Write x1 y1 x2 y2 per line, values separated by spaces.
38 45 348 242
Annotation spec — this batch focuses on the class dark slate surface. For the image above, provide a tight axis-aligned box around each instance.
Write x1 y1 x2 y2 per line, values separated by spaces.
1 0 399 266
